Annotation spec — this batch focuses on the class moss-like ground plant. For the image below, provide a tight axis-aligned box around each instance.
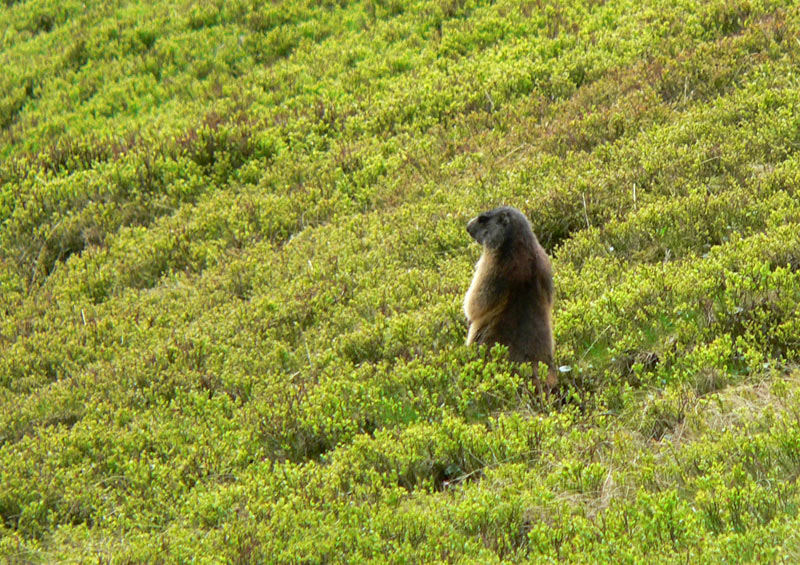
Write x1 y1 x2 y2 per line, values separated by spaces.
3 0 800 561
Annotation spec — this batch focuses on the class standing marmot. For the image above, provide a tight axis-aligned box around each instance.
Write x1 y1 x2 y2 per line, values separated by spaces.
463 206 556 386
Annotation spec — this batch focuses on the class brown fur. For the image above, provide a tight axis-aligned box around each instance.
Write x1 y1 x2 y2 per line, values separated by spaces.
463 206 556 387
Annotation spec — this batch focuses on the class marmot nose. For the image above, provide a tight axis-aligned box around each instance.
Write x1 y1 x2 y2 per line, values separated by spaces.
466 217 478 235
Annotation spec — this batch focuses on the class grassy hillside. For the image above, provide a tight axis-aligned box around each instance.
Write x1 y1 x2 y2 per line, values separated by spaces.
3 0 800 561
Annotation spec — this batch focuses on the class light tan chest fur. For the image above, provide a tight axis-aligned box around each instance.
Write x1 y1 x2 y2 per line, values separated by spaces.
463 252 507 345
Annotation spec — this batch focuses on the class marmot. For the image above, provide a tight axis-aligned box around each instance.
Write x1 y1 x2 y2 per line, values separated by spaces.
463 206 556 386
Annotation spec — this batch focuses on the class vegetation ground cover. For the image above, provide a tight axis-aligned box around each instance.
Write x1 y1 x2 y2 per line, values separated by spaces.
3 0 800 561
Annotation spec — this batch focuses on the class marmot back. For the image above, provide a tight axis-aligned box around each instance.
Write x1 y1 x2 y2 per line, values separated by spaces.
463 206 555 384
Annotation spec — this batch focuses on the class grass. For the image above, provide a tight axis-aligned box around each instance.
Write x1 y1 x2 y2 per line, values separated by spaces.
3 0 800 561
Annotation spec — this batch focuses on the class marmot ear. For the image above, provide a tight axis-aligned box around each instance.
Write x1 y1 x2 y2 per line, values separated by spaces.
499 211 509 225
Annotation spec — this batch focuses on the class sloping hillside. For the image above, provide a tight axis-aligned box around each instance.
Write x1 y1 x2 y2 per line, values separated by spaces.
3 0 800 561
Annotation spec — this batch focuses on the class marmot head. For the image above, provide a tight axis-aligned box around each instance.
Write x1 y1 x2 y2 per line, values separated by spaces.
466 206 535 252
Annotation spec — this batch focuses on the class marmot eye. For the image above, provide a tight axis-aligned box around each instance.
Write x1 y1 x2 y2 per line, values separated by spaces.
478 215 488 224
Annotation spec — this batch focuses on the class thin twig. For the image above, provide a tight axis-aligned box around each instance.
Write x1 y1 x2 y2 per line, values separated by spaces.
581 324 612 360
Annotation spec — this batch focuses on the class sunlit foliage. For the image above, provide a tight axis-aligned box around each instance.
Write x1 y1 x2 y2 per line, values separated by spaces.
3 0 800 561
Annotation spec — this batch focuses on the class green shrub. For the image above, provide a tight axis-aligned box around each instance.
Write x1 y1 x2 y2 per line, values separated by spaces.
4 0 800 561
